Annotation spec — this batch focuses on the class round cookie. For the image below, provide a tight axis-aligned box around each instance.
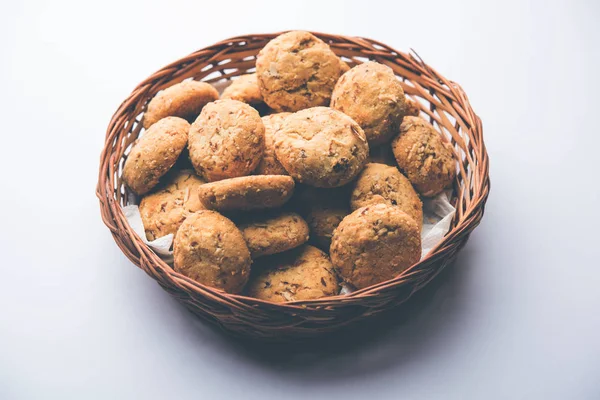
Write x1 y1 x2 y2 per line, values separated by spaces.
330 203 421 289
392 116 456 197
274 107 369 188
143 80 218 129
255 113 291 175
238 212 309 258
139 171 206 240
256 31 348 112
173 210 251 294
221 73 263 105
197 175 294 211
246 245 339 303
331 61 406 145
188 99 265 182
404 97 420 117
350 163 423 230
122 116 189 195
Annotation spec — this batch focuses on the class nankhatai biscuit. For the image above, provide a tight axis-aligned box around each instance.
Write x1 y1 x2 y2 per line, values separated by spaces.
197 175 294 211
350 163 423 229
188 99 265 181
256 31 348 112
122 116 189 195
331 61 406 145
246 245 339 302
238 212 309 258
143 80 218 128
392 116 456 197
139 170 206 240
173 210 251 294
221 73 263 105
274 107 369 188
330 203 421 289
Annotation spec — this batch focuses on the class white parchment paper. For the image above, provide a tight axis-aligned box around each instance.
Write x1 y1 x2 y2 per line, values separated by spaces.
123 205 174 264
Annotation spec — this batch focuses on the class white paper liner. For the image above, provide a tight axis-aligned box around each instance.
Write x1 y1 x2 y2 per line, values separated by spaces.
420 190 455 258
123 205 174 264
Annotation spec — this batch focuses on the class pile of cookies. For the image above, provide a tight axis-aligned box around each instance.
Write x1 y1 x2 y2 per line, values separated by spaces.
122 31 456 303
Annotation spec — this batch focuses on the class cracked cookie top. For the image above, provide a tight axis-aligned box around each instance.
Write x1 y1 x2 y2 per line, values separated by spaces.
256 31 347 112
173 210 251 294
274 107 369 188
392 116 456 197
330 203 421 289
139 170 207 240
189 99 265 182
331 61 406 145
246 245 339 303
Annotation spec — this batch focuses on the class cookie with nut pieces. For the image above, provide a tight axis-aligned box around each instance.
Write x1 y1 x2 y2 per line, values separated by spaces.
143 80 218 129
392 116 456 197
246 245 339 303
256 31 348 112
139 170 206 240
221 73 263 105
330 203 421 289
173 210 251 294
238 212 309 258
331 61 406 145
123 116 189 195
350 163 423 230
274 107 369 188
189 99 265 182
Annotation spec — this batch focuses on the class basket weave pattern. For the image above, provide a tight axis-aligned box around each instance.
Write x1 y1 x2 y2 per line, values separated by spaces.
97 32 490 340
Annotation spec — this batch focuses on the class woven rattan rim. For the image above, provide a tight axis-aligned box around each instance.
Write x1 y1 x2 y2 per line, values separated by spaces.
97 32 489 339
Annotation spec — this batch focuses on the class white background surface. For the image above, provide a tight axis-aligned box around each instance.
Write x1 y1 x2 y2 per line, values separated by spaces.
1 1 599 399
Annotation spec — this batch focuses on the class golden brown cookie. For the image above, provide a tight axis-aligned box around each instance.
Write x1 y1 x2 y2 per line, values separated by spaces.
350 163 423 230
122 117 189 195
256 31 348 112
173 210 251 294
246 245 339 302
139 171 206 240
274 107 369 188
188 99 265 182
238 212 309 258
143 81 219 128
255 113 291 175
197 175 294 211
404 97 420 117
331 61 406 145
330 203 421 289
221 73 263 105
392 116 456 197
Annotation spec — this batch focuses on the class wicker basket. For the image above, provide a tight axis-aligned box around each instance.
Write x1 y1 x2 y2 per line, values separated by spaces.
97 32 490 341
